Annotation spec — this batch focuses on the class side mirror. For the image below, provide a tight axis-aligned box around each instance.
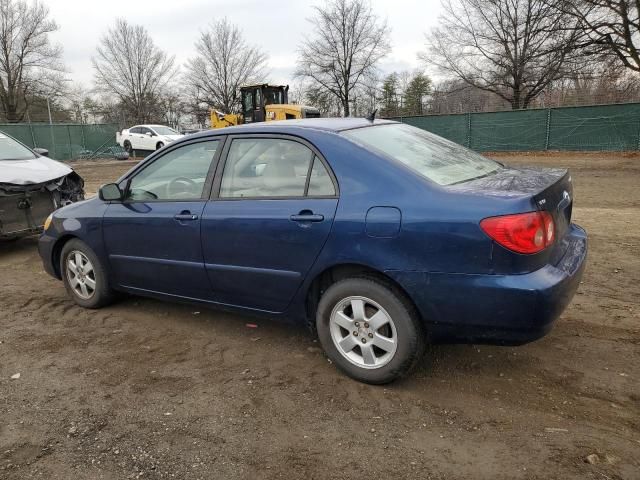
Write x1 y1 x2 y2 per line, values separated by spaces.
99 183 123 202
33 147 49 157
146 132 154 137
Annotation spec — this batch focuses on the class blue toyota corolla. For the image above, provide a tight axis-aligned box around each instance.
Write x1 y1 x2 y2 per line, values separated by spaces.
39 118 587 384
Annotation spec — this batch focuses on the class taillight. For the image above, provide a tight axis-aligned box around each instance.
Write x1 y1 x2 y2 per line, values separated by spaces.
480 211 555 254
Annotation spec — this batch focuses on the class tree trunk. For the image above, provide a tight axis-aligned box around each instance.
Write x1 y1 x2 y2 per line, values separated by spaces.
511 88 522 110
5 101 20 123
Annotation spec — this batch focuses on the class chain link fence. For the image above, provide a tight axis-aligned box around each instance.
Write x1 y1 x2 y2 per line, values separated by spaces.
0 123 126 161
390 102 640 151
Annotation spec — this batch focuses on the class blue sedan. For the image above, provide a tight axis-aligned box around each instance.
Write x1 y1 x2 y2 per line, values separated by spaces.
39 118 587 384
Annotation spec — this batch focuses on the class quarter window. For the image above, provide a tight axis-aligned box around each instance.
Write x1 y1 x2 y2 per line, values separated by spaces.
220 138 318 198
126 140 219 201
307 156 336 196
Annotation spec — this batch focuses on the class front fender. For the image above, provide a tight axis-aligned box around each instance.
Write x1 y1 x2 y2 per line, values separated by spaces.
38 197 108 279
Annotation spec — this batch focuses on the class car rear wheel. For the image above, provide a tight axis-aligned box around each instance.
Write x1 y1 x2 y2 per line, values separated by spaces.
316 277 425 384
61 239 113 309
123 140 132 155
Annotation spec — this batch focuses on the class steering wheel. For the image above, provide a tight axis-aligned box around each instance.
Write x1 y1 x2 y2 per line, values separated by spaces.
167 177 197 198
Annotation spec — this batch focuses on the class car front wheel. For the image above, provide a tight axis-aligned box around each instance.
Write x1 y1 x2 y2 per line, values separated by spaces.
60 239 113 309
316 277 425 384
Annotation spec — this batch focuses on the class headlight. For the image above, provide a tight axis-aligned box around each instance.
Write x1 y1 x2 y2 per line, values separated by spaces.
43 213 53 231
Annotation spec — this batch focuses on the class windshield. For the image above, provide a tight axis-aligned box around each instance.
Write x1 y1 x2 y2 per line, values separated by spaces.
342 123 501 186
152 126 179 136
264 88 284 105
0 133 37 161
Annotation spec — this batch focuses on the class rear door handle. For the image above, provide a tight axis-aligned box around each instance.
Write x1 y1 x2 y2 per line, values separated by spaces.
174 213 198 221
290 213 324 222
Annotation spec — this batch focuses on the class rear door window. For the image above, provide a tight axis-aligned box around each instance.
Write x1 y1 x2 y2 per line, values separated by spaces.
219 138 314 198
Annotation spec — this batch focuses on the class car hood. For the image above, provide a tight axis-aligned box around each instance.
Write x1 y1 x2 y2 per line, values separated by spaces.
0 157 73 185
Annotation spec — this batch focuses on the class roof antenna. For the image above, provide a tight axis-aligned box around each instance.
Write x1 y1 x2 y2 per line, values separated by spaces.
366 109 377 123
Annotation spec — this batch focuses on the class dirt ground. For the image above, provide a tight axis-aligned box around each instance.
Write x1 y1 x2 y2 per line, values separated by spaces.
1 152 638 480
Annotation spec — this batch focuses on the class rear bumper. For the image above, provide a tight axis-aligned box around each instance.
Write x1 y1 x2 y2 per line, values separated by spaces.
387 223 587 345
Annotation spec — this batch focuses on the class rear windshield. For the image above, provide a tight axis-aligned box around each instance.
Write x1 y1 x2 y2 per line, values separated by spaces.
0 133 36 161
342 123 501 186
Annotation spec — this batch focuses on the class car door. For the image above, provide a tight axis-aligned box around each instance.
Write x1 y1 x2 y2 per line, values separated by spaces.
138 127 154 150
201 135 339 312
103 138 223 299
127 127 140 149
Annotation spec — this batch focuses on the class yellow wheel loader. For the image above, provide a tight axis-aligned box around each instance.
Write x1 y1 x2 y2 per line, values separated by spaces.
210 84 320 128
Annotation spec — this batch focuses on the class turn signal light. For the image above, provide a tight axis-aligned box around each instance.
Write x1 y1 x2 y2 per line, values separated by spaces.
43 213 53 231
480 211 555 254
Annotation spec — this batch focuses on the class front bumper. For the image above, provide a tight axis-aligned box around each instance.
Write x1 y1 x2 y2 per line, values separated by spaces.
39 230 59 278
387 223 588 345
0 173 84 238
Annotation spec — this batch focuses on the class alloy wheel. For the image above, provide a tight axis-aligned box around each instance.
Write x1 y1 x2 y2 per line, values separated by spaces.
329 296 398 369
66 250 97 300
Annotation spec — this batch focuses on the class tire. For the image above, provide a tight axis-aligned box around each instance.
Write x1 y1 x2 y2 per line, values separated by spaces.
316 277 425 384
156 142 164 150
123 140 132 155
60 238 113 309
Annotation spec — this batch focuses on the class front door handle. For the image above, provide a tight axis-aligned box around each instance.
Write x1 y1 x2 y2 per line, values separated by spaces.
290 212 324 223
174 212 198 221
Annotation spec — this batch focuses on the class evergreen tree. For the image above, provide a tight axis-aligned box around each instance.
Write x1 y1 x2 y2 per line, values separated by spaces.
403 73 432 115
380 73 400 117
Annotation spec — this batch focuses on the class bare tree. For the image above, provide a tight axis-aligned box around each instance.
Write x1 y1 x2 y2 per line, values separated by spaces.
554 0 640 72
422 0 582 110
296 0 391 117
184 18 267 114
92 19 176 124
0 0 64 122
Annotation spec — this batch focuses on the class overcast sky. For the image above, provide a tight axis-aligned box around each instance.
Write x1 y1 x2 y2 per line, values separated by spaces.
47 0 442 90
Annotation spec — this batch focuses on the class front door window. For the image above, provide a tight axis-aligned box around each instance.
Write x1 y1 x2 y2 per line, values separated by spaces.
127 140 220 201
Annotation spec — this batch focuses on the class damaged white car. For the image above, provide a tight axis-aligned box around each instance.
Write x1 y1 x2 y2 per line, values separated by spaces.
0 131 84 239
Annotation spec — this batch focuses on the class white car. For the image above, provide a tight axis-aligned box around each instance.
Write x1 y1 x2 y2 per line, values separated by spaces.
117 125 184 153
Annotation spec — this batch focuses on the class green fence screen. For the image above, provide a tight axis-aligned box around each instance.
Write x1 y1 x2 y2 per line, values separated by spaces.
0 123 119 160
3 104 640 158
391 102 640 151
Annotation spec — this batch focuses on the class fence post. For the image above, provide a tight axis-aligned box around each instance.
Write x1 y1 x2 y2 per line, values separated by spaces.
80 124 86 151
67 125 73 161
467 112 472 148
545 108 552 150
28 122 36 148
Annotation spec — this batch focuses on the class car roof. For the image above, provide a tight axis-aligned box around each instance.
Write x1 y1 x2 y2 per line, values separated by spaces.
198 118 398 136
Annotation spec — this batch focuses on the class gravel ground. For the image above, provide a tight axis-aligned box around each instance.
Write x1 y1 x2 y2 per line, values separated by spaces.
0 152 638 479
